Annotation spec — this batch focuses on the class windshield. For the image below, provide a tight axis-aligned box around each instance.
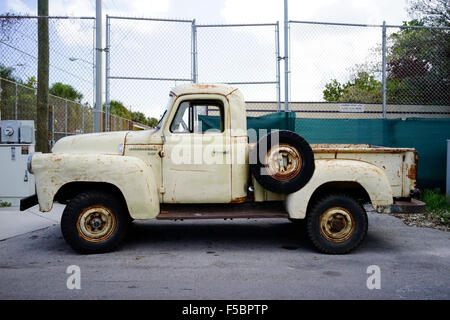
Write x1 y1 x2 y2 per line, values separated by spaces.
157 95 173 129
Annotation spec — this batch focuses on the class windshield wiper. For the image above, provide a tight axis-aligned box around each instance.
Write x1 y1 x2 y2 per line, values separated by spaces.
156 110 167 129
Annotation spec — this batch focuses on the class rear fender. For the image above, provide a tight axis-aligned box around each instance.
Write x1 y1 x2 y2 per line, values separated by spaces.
285 159 393 219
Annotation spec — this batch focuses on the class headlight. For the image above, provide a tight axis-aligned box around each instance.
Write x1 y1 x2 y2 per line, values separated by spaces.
27 154 33 174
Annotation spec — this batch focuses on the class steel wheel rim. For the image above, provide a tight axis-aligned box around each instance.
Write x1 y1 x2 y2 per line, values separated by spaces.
319 207 355 242
77 206 116 242
265 143 302 181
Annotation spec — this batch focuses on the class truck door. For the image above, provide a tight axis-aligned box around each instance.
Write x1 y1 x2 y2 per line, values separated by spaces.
162 96 232 203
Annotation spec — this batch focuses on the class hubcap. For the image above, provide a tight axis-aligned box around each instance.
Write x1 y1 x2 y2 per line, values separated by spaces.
319 207 355 242
77 206 116 242
265 144 302 181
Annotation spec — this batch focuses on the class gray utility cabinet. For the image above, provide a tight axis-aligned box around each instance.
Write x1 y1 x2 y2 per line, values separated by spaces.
0 120 35 207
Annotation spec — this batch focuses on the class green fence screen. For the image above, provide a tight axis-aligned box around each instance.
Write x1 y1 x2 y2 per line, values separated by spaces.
243 113 449 190
293 117 450 190
200 112 449 190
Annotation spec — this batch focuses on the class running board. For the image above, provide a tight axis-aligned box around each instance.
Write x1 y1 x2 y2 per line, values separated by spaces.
156 202 289 220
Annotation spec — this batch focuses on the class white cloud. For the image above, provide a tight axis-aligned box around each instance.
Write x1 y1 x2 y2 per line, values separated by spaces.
104 0 170 16
5 0 33 14
221 0 408 25
49 0 171 45
50 0 170 17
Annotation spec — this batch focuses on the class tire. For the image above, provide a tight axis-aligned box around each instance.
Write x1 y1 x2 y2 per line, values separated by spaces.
61 191 130 254
288 218 306 226
306 194 368 254
250 130 315 194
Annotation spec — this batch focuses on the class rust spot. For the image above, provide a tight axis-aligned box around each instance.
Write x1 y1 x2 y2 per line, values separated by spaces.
170 168 208 173
231 196 246 203
407 164 417 180
194 84 218 89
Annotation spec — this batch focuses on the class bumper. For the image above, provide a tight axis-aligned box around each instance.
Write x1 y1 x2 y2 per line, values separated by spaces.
378 198 426 214
20 194 38 211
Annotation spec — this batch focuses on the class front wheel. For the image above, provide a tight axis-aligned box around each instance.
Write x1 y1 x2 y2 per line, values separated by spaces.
61 191 130 254
306 194 368 254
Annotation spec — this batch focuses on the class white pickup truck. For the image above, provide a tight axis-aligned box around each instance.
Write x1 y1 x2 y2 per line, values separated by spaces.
21 84 424 254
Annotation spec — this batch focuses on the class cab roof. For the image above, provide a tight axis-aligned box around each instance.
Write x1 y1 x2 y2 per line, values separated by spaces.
170 83 238 97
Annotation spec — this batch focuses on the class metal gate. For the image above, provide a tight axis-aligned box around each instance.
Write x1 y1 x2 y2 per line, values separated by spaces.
105 17 282 130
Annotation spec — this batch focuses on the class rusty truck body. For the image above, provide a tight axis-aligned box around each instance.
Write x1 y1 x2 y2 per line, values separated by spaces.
22 84 423 254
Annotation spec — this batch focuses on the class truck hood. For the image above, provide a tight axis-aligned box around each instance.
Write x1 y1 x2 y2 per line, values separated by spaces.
52 131 129 155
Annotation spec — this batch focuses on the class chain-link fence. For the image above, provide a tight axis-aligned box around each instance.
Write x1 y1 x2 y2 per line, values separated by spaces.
0 15 149 145
0 15 96 107
288 21 450 119
105 16 194 129
105 17 281 125
0 77 145 145
2 15 449 128
195 23 280 109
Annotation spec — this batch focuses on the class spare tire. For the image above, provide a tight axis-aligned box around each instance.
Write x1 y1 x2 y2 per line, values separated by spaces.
250 130 315 194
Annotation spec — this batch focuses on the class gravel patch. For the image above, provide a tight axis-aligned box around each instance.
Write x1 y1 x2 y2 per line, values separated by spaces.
389 212 449 232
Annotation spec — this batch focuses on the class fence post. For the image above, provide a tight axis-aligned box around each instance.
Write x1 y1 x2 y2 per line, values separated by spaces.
105 15 111 132
191 19 198 83
81 104 85 133
381 21 387 119
283 0 289 112
51 104 54 146
275 22 281 112
14 82 18 120
64 100 68 136
94 0 102 132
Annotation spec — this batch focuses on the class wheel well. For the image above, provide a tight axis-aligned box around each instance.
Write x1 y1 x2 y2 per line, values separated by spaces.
306 181 371 214
54 182 128 213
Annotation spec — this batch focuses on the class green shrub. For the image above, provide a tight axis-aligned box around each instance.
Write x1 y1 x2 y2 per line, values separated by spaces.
421 188 450 225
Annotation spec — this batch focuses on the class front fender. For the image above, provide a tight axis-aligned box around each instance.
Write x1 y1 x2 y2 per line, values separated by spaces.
32 153 159 219
285 159 393 219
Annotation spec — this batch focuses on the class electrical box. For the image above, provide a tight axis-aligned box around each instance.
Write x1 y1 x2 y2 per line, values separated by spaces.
19 126 33 144
0 120 36 207
1 120 20 143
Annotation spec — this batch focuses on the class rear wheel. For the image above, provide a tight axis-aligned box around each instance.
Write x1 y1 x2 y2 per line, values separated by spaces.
61 191 130 254
306 194 368 254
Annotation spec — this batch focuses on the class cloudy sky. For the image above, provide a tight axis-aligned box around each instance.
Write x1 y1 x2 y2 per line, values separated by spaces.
1 0 411 118
1 0 410 24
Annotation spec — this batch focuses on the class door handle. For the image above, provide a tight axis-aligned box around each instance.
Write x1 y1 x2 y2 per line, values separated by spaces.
212 150 229 154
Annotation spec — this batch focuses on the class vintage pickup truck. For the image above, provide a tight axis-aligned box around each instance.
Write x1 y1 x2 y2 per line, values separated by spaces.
21 84 424 254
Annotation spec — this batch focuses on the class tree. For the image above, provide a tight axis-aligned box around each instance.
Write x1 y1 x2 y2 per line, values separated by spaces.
130 111 147 124
130 111 158 127
36 0 49 152
323 72 382 103
386 19 449 104
103 100 131 120
147 117 158 127
323 0 449 105
408 0 450 27
0 65 17 119
0 64 17 81
49 82 83 102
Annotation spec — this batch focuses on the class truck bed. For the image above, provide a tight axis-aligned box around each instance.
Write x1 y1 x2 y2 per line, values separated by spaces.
311 143 417 199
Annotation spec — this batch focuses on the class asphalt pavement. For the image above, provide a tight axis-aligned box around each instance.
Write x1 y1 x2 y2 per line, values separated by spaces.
0 205 449 299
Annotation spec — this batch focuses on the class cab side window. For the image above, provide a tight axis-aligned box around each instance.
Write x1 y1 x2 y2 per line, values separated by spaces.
170 100 224 133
